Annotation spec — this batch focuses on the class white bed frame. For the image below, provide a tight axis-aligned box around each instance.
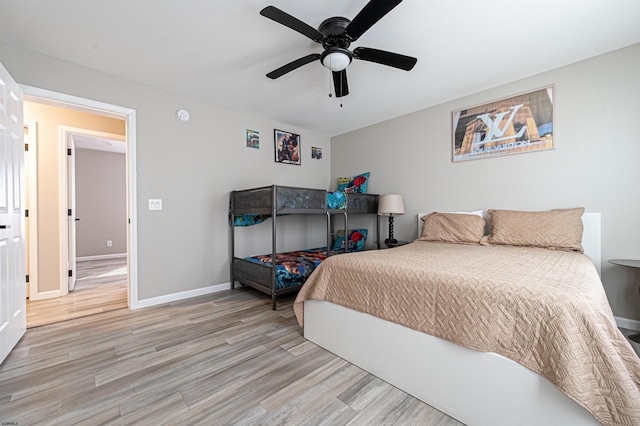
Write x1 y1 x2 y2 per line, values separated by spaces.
304 213 602 426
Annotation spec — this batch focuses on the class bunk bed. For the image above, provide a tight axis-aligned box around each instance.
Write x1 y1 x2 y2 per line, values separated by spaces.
229 185 378 309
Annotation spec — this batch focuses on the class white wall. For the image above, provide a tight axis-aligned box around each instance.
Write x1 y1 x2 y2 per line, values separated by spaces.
331 43 640 322
3 39 638 320
75 148 127 257
0 41 332 301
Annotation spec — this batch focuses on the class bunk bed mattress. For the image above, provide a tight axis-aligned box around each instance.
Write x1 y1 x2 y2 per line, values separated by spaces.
243 248 332 290
293 241 640 426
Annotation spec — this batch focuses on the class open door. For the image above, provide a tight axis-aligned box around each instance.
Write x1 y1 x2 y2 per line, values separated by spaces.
67 136 76 291
0 61 26 364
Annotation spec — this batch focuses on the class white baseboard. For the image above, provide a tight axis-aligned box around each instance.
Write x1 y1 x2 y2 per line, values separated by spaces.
133 282 231 310
615 316 640 332
77 253 127 262
29 289 65 301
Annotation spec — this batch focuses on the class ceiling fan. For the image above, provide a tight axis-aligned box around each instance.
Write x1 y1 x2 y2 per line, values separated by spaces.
260 0 417 98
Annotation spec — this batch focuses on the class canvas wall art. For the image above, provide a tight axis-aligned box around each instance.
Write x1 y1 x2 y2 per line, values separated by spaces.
452 86 554 162
246 129 259 149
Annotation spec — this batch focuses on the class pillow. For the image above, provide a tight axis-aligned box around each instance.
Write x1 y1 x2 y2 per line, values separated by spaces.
481 208 584 252
332 229 368 252
418 212 485 244
337 172 369 194
327 191 346 210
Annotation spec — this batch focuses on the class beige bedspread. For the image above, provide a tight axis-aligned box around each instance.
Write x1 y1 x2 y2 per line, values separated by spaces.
294 242 640 426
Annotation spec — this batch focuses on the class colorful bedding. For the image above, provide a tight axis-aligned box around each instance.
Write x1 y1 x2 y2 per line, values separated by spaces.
244 248 335 290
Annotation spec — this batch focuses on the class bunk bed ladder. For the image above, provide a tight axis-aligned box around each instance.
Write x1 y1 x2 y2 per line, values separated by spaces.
326 212 331 255
342 211 348 253
271 185 278 310
230 191 235 289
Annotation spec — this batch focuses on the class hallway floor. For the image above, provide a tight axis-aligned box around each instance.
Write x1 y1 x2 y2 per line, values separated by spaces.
26 257 127 328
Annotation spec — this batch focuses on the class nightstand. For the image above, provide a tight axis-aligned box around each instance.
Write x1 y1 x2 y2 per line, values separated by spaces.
608 259 640 344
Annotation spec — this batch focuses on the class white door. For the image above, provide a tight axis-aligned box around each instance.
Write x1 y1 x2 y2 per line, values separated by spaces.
67 136 76 291
0 61 26 364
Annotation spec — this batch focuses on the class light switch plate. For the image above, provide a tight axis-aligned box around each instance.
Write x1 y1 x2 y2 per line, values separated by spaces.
149 199 162 210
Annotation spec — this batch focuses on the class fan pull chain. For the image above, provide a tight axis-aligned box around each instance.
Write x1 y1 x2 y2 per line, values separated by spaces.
328 56 334 98
339 74 343 108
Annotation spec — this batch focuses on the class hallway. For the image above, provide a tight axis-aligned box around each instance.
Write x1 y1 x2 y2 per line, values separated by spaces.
26 258 127 328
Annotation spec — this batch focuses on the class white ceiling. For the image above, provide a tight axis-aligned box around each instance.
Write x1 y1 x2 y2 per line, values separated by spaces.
73 134 126 154
2 0 639 137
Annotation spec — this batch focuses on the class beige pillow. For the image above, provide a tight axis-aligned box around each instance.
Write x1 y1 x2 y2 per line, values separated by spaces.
418 212 486 244
482 208 585 252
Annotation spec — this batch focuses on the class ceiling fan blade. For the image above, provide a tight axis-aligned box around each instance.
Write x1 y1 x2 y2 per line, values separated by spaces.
266 54 321 79
260 6 324 43
344 0 402 41
353 47 417 71
332 70 349 98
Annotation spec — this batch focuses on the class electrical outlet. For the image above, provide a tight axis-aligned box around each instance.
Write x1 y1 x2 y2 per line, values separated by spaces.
149 199 162 211
106 240 112 247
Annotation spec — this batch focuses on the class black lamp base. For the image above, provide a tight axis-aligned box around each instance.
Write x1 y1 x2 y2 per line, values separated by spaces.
384 238 398 248
385 216 397 247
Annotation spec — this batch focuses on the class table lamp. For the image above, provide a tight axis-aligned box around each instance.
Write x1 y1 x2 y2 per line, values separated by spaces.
378 194 405 247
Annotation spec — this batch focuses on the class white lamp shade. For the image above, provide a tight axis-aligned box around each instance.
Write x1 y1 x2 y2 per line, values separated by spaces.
322 51 351 72
378 194 405 216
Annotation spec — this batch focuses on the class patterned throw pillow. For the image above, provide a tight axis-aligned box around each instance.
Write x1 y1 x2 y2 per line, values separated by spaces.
336 172 369 194
481 208 585 252
332 229 368 252
419 212 485 244
327 191 347 209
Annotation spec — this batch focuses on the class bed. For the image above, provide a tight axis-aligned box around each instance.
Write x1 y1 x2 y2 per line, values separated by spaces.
295 210 640 426
230 184 378 309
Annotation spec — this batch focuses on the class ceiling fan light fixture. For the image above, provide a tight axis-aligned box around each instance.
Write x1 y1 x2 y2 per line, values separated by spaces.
321 49 352 72
261 2 417 97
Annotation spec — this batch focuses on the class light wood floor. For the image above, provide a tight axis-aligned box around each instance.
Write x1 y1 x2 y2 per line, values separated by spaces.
2 288 464 426
6 283 639 425
26 258 128 328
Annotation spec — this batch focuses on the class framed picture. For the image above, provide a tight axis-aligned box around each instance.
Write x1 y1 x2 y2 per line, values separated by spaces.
274 129 301 165
311 147 322 159
452 85 554 162
246 129 259 149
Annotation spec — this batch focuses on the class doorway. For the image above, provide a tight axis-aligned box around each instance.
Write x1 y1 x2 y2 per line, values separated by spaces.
21 85 138 326
64 127 127 293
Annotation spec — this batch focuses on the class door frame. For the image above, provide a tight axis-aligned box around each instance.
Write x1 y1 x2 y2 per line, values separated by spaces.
21 85 139 308
24 121 39 300
61 126 126 293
